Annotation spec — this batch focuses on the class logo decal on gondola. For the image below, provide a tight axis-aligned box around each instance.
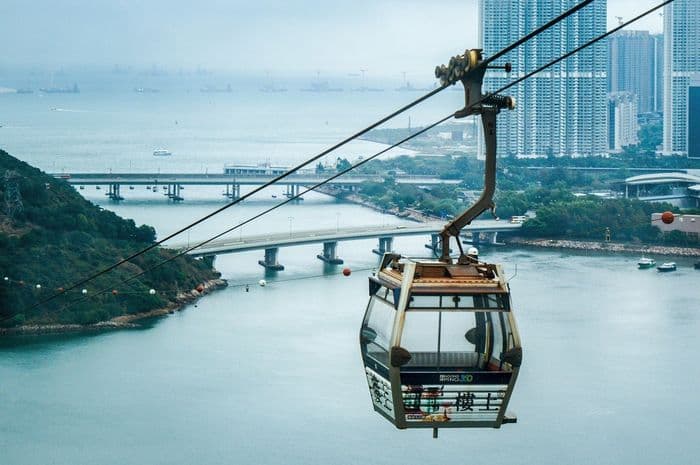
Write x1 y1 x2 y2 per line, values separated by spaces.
439 374 474 383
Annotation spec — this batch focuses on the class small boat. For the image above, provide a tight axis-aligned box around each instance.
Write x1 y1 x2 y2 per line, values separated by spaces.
657 262 677 272
153 149 172 157
638 257 656 269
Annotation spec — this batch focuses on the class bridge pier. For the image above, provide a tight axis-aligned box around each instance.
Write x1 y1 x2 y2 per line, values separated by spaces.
107 183 124 201
372 236 394 256
258 247 284 271
224 183 240 200
285 184 302 201
166 183 184 201
317 241 344 265
425 233 451 256
470 231 500 245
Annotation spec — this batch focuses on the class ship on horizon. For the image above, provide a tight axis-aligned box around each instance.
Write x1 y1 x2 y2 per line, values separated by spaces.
200 84 232 93
40 83 80 94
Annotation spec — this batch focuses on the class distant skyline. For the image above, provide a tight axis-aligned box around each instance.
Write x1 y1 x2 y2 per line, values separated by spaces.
0 0 663 78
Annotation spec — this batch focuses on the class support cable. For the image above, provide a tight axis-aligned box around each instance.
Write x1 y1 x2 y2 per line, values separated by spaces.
52 115 453 315
74 0 675 308
19 0 609 314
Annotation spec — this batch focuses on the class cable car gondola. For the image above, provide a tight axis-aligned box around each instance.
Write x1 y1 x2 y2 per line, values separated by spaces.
361 252 521 431
360 49 521 436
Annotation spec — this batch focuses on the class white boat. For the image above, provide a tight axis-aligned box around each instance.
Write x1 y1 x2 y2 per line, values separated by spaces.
153 149 172 157
657 262 677 272
637 257 656 269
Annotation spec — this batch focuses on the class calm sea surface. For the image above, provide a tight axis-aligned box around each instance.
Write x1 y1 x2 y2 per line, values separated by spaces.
1 81 699 464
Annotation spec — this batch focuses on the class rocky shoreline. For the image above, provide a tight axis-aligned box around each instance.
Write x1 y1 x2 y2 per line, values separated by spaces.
0 278 228 336
507 238 700 257
318 188 700 258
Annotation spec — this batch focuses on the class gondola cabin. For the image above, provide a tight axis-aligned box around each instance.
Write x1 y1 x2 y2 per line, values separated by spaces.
360 253 521 432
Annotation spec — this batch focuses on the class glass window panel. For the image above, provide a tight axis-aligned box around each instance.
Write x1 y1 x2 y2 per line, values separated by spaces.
439 311 477 353
363 297 395 353
490 312 504 362
456 295 475 308
501 314 515 350
401 312 438 353
409 295 441 308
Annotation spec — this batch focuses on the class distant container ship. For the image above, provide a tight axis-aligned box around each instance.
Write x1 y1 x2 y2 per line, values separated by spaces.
153 149 172 157
40 83 80 94
134 87 159 93
200 84 232 93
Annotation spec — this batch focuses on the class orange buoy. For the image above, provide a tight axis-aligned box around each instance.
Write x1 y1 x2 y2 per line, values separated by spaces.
661 211 674 224
195 284 205 293
342 267 351 276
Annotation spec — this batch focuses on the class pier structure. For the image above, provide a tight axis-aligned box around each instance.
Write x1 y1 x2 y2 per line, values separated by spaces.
316 241 344 265
258 248 285 271
372 237 394 255
106 183 124 201
223 183 240 200
425 232 452 255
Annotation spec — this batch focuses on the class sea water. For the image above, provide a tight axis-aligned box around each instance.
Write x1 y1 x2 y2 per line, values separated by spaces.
1 78 699 465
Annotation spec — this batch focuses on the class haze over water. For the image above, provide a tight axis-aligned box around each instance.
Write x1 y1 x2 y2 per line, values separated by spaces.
1 79 699 464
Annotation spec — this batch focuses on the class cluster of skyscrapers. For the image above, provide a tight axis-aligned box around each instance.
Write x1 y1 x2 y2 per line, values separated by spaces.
478 0 700 158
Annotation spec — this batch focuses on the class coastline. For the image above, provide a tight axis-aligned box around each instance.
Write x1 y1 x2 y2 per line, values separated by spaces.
319 189 700 258
507 238 700 258
0 278 228 336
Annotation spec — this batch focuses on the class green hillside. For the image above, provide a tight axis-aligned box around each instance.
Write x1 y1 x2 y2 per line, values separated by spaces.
0 149 221 328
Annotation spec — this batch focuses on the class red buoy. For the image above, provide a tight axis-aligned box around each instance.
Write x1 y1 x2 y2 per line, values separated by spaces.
342 267 351 277
195 284 205 293
661 211 674 224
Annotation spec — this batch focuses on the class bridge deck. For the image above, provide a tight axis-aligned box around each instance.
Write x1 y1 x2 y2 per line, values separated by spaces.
56 173 460 186
168 221 522 256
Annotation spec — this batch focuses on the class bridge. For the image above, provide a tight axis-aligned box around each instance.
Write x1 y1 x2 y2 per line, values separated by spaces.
55 172 461 201
168 220 522 270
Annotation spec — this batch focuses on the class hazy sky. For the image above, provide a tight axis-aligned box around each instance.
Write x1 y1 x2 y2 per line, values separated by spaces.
0 0 665 76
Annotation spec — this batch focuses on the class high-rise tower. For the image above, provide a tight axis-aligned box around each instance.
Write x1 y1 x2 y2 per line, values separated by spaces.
663 0 700 157
608 30 655 114
479 0 607 157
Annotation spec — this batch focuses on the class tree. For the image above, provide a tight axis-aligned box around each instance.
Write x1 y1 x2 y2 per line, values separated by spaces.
336 158 351 172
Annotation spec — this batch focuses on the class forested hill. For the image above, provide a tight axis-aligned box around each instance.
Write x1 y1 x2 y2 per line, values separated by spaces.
0 149 221 328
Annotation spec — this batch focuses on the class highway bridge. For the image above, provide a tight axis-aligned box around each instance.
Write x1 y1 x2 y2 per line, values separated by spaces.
168 220 522 270
55 172 461 201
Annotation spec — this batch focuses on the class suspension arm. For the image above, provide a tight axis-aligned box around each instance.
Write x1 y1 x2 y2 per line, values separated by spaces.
440 109 498 261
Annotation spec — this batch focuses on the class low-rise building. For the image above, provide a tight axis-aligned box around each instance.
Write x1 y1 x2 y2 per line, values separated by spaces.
652 213 700 242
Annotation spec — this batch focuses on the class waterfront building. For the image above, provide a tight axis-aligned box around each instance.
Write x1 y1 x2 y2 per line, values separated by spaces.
608 92 639 152
608 30 655 114
662 0 700 157
652 213 700 242
479 0 608 157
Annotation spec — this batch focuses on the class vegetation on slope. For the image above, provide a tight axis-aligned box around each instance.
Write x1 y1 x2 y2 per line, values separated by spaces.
0 150 220 328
